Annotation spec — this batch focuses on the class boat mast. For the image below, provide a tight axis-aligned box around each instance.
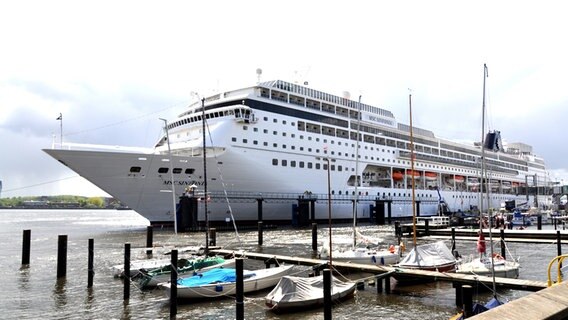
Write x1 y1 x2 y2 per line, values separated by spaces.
409 91 417 247
353 95 362 249
202 98 209 254
160 118 177 234
481 63 497 295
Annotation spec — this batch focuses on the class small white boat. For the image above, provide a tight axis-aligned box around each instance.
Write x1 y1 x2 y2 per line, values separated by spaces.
159 264 294 299
320 244 400 266
456 254 520 278
265 275 356 311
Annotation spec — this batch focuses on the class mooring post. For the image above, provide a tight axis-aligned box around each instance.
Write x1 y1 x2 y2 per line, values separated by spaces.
146 226 153 255
451 227 456 253
394 221 400 237
170 249 177 318
22 229 31 266
236 258 244 320
537 215 542 230
462 285 473 318
209 228 216 247
500 229 506 259
88 239 94 288
384 276 391 294
424 219 430 236
124 243 130 301
57 235 68 278
312 223 318 251
376 275 383 293
258 221 263 246
454 283 463 307
323 269 331 320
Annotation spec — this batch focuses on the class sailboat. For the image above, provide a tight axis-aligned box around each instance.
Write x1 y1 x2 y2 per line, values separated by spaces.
452 64 518 319
318 95 400 266
455 64 520 281
394 92 457 282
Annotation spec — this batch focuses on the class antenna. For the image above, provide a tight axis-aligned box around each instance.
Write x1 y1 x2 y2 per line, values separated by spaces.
256 68 262 84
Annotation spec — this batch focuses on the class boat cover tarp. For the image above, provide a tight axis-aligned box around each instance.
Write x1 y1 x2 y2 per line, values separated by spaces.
266 275 355 308
398 240 455 268
177 268 255 287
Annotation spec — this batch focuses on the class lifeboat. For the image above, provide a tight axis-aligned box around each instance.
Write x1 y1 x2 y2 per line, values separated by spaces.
406 169 421 180
392 171 404 181
467 177 480 186
502 181 512 189
447 175 465 184
424 172 437 181
512 182 520 188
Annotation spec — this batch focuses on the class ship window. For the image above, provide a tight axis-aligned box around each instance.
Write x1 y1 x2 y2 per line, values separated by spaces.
273 143 278 147
338 165 342 171
243 126 248 130
323 163 328 170
185 168 195 174
291 161 296 167
283 145 287 149
316 163 321 170
264 129 268 134
253 140 258 145
300 147 304 151
243 139 247 143
299 161 305 168
283 120 287 125
273 118 277 123
291 146 295 150
254 128 258 132
282 160 287 166
308 162 313 169
331 165 335 171
264 142 268 146
173 168 182 174
158 167 168 174
264 117 268 121
272 159 278 165
273 131 277 135
130 166 141 173
232 137 237 142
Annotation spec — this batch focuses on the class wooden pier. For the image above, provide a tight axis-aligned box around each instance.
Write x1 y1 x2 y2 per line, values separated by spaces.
210 249 547 292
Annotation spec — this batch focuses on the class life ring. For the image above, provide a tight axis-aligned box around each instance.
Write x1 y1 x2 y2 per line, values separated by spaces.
389 245 395 253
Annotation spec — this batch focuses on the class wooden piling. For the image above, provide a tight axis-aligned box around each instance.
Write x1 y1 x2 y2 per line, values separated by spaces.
146 226 153 255
88 239 94 288
312 223 317 251
170 249 177 318
376 275 383 293
384 276 391 294
454 283 463 307
209 228 216 247
323 268 331 320
462 285 473 318
57 235 67 278
236 258 244 320
22 229 31 265
537 215 542 230
500 229 506 259
123 243 130 301
424 219 430 236
258 221 263 246
451 227 456 253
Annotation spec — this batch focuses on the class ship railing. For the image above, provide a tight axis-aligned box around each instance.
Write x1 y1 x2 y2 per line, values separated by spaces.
52 142 154 153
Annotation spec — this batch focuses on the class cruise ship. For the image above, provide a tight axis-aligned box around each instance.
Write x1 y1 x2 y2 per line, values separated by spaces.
44 80 550 225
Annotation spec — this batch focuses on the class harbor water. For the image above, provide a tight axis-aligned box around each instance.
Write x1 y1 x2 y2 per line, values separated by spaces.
0 209 561 319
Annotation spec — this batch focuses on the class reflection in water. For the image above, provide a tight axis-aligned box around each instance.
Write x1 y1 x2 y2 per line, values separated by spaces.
53 278 67 310
122 300 131 320
85 287 95 311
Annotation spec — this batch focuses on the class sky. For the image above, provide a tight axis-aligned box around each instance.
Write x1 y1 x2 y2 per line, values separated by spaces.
1 1 568 198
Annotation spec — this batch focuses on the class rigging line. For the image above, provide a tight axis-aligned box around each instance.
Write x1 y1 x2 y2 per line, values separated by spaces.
204 115 241 243
1 175 83 193
63 101 186 137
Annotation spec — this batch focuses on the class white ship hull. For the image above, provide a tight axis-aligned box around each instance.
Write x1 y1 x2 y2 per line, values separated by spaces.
43 80 551 224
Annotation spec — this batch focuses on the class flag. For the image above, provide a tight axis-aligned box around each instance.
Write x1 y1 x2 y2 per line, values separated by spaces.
56 113 62 121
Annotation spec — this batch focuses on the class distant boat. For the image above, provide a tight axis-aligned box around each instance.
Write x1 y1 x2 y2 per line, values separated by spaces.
159 264 294 299
265 274 356 311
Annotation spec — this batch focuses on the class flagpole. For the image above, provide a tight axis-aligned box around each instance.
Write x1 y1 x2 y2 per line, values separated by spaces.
57 113 63 148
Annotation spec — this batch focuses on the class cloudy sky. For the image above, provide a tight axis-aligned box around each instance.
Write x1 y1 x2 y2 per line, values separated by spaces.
1 1 567 198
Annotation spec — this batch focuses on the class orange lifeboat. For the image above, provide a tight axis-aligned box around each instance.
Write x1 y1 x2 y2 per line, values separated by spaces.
512 182 520 188
406 169 421 179
392 171 404 181
453 175 465 184
424 172 437 181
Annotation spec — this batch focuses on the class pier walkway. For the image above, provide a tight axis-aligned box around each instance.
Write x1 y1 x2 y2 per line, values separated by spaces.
470 282 568 319
210 249 547 292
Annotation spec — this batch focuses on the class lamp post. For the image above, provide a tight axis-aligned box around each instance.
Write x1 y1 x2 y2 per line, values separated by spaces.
160 118 177 234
